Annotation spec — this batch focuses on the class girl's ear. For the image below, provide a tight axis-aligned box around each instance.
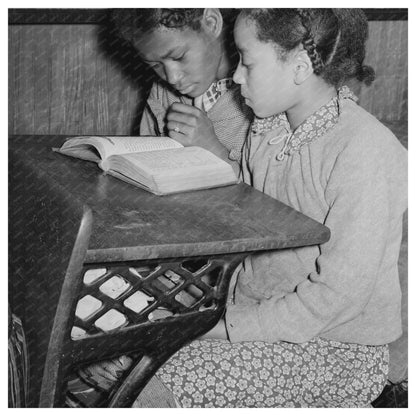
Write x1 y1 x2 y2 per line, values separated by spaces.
201 8 223 38
293 49 314 85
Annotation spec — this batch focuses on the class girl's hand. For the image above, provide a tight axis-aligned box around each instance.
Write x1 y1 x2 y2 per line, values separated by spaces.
166 102 229 161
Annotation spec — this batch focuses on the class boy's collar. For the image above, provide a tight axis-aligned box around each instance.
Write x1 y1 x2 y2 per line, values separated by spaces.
193 78 234 112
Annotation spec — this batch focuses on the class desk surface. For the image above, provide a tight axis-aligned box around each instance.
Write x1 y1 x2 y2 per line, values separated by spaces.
10 135 330 262
10 135 330 407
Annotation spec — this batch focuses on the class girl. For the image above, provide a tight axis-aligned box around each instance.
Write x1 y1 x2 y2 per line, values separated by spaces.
136 9 407 408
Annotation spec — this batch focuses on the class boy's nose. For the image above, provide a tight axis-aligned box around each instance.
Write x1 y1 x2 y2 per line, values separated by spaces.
164 64 183 86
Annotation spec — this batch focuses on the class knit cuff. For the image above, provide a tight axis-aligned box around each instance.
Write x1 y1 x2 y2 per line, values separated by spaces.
225 303 265 343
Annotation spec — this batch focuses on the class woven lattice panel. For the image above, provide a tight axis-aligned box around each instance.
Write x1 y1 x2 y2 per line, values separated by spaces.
72 258 223 339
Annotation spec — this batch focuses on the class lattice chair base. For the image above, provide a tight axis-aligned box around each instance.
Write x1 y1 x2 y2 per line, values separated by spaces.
73 258 226 338
41 252 246 407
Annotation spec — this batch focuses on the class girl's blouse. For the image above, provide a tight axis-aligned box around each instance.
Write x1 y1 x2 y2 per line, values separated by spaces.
225 88 407 346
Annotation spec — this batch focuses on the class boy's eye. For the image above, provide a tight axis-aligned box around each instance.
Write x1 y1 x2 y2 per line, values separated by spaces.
146 62 161 69
145 51 186 69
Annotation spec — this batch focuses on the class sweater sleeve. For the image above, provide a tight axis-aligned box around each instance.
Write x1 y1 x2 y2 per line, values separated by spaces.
226 136 406 343
139 82 167 137
139 104 160 136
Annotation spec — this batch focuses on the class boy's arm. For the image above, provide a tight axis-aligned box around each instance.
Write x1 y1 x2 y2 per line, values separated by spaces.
139 81 169 137
139 104 160 136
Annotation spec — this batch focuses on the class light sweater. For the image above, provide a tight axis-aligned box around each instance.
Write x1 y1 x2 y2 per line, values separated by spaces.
226 96 408 346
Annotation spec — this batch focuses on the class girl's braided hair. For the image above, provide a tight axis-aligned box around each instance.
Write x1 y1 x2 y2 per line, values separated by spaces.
241 8 375 88
296 9 325 75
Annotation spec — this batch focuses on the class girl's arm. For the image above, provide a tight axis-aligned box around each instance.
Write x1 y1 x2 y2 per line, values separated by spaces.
226 133 407 343
198 319 228 340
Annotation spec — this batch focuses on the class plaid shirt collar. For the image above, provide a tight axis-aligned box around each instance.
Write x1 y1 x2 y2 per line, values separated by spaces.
194 78 233 112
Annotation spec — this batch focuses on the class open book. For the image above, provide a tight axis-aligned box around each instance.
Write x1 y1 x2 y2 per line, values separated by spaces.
53 136 238 195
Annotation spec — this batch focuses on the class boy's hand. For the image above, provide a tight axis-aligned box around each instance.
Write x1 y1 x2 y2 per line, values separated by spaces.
166 102 218 151
166 102 237 173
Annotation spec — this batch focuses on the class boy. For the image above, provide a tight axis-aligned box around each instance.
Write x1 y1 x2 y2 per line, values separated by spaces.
67 8 251 406
113 8 252 173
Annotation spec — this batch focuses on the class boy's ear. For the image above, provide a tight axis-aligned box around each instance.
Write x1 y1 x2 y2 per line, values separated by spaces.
293 49 314 85
201 8 223 38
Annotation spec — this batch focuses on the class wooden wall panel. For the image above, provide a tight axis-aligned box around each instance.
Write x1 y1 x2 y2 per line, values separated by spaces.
9 24 146 135
8 20 408 135
358 20 408 122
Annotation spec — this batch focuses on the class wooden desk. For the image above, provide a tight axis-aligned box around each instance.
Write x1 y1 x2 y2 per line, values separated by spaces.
9 135 330 407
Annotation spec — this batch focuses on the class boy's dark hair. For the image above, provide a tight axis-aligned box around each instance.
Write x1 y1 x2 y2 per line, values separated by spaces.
241 8 375 88
111 8 238 43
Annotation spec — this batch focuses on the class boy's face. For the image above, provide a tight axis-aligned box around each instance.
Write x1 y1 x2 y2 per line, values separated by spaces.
233 15 297 118
134 26 222 98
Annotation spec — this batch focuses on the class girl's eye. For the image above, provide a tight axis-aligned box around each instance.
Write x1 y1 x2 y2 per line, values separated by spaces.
239 55 252 70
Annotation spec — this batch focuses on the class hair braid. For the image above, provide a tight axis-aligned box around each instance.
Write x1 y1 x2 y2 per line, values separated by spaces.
297 9 325 75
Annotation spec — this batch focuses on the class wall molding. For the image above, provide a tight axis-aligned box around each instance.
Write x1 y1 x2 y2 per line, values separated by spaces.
8 8 408 25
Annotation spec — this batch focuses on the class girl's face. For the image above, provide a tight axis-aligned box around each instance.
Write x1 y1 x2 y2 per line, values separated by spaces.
134 26 222 98
233 15 297 118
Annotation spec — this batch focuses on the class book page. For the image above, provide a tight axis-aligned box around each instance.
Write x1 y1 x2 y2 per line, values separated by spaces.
103 147 237 194
120 147 224 172
58 136 183 161
102 136 183 154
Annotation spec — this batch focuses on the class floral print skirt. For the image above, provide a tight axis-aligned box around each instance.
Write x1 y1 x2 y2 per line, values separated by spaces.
151 337 389 408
